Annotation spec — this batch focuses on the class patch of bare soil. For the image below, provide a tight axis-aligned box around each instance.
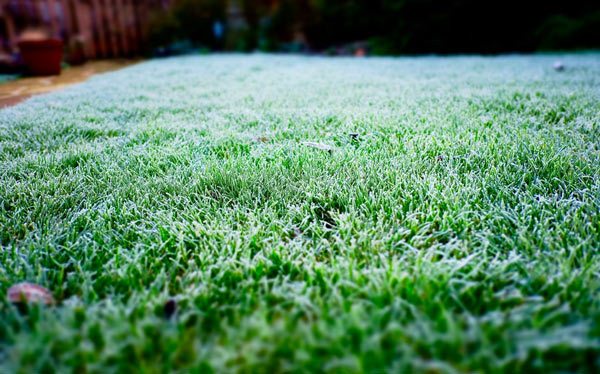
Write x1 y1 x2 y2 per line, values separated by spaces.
0 59 139 108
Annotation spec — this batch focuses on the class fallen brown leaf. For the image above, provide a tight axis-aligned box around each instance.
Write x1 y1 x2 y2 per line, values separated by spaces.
302 142 333 154
7 282 54 305
253 136 270 143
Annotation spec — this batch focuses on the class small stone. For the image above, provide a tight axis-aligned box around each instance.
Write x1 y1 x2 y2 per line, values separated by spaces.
7 282 54 306
553 61 565 72
164 299 177 319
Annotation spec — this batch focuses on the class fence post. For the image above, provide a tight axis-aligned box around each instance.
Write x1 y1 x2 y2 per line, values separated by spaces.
90 0 107 57
46 0 61 37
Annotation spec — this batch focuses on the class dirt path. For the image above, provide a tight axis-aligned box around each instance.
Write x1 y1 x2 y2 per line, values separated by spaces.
0 60 139 108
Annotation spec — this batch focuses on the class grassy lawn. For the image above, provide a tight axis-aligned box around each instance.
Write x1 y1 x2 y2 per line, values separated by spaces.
0 75 18 84
1 54 599 372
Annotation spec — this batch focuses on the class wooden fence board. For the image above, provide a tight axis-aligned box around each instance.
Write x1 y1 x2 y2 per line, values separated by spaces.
0 0 171 60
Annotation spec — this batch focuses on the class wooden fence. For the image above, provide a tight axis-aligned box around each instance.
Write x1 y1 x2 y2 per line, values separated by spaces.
0 0 172 60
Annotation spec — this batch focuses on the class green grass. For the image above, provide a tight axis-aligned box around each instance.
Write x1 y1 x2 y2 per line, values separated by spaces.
0 74 19 84
1 54 599 372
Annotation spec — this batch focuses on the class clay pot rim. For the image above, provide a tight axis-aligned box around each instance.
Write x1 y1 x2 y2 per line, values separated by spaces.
18 39 63 48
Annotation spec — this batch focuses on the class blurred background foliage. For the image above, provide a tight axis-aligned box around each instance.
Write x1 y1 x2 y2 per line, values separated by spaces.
148 0 600 55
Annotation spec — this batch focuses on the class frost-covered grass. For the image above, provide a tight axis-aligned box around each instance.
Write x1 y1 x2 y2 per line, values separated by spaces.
0 74 18 84
1 54 599 372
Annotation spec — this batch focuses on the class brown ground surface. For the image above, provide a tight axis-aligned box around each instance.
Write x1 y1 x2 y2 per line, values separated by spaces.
0 59 139 108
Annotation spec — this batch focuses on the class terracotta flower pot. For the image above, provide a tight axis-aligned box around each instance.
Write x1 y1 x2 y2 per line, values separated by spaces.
18 39 63 76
